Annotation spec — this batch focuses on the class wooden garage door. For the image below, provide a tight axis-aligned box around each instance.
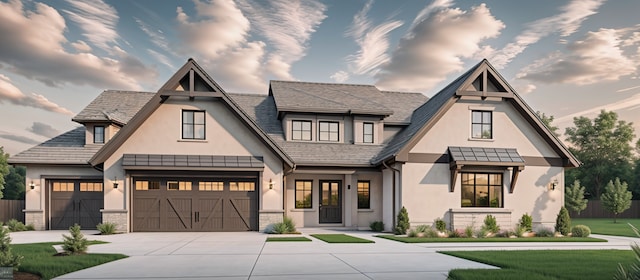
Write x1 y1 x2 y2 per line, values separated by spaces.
132 178 257 232
50 180 103 230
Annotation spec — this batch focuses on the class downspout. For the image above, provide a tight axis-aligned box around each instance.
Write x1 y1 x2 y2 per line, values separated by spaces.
383 160 400 230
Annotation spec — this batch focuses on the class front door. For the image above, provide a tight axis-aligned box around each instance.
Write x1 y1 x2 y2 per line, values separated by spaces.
319 181 342 223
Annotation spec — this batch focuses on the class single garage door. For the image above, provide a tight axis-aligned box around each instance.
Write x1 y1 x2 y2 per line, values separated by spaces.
50 180 103 230
132 177 257 232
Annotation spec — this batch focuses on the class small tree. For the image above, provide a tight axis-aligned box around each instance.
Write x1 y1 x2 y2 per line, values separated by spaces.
62 224 88 255
565 180 588 216
0 226 22 270
394 206 410 235
555 207 571 235
602 178 633 223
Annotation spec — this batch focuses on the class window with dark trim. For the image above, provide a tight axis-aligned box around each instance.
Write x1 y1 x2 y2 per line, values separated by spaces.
94 126 105 144
318 121 339 142
357 181 370 209
295 180 312 208
461 172 502 207
471 110 492 139
363 122 374 143
182 110 206 139
292 120 312 141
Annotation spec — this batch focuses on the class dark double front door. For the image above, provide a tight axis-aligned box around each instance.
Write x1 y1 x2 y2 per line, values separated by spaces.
319 181 342 223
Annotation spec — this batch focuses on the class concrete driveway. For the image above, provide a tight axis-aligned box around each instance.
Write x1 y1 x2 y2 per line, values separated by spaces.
9 229 637 280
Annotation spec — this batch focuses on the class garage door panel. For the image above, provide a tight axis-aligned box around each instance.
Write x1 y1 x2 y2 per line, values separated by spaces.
166 198 192 231
195 197 223 231
133 198 160 231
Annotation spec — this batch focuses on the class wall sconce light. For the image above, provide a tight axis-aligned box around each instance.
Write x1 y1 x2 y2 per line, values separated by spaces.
268 179 274 190
113 177 119 189
29 182 35 190
550 178 558 191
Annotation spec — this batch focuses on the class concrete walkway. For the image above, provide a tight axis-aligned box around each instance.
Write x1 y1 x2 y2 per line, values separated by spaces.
9 229 638 280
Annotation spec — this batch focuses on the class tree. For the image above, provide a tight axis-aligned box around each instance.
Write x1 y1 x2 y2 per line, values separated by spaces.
394 206 410 235
565 110 636 199
601 178 632 223
536 111 560 137
0 147 9 199
62 224 88 255
3 166 25 200
555 206 571 235
565 180 588 216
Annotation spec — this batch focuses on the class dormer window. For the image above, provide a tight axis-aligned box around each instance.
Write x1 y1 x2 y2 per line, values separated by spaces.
363 122 374 143
292 120 312 141
93 126 104 144
318 121 339 142
182 110 206 140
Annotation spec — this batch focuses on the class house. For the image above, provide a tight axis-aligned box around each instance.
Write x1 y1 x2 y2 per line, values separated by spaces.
9 58 579 232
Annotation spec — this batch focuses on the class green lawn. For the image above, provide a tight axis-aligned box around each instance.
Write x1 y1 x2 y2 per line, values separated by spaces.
310 234 375 243
376 235 606 243
572 218 640 237
266 236 312 242
444 250 634 280
13 242 127 280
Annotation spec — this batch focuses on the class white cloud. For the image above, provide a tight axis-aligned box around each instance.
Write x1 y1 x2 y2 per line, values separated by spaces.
27 122 60 138
375 3 504 92
490 0 605 69
0 74 74 116
515 83 537 95
556 92 640 124
71 40 92 52
148 49 174 69
0 0 156 90
210 42 267 92
330 71 350 83
517 28 637 85
64 0 119 52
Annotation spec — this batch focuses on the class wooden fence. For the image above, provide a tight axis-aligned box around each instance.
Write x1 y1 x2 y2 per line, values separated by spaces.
569 200 640 219
0 200 24 223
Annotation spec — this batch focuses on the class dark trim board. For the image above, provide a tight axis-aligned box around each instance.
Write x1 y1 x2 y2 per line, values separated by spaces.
407 153 566 167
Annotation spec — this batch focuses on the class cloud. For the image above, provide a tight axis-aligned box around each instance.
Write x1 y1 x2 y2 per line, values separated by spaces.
210 42 267 92
148 49 174 69
27 122 60 138
330 71 350 83
515 83 537 95
0 133 39 145
71 40 92 52
63 0 119 52
517 28 637 85
0 0 156 90
0 74 74 115
344 0 403 76
555 92 640 124
375 3 504 92
490 0 605 69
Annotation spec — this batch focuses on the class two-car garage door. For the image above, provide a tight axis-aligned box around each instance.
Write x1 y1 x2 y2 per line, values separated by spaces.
132 176 258 232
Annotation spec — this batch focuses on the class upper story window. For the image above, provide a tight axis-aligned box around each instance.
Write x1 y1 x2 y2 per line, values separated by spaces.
292 120 312 141
318 121 339 142
471 110 492 139
93 126 105 144
182 110 205 140
363 122 374 143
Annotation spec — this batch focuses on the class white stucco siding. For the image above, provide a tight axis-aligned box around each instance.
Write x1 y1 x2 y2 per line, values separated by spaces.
102 97 285 212
506 166 564 229
410 100 557 158
401 163 453 226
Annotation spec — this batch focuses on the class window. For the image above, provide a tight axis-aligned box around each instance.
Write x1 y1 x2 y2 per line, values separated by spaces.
94 126 105 144
357 181 370 209
295 180 312 208
182 110 206 139
52 182 74 192
471 111 492 139
136 181 160 190
363 122 374 143
292 120 312 140
80 182 103 192
230 182 255 191
461 173 502 207
318 121 339 142
199 181 223 191
168 181 192 191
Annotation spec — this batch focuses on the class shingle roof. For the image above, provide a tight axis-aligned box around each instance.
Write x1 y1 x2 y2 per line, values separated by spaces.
8 127 101 165
379 91 429 124
72 90 155 124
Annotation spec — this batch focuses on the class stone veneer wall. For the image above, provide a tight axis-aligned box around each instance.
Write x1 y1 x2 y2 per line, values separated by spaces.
259 210 284 232
101 210 128 232
449 208 513 231
24 210 45 230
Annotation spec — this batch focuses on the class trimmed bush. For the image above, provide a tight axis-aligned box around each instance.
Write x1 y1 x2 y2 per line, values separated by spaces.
394 206 410 235
269 216 297 234
555 207 571 235
571 225 591 237
97 222 117 235
519 213 532 232
62 224 88 255
482 215 500 233
536 227 554 237
369 221 384 232
515 225 527 237
6 219 27 232
435 218 447 232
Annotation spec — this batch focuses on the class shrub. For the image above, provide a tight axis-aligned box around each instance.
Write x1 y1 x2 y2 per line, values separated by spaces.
62 224 88 255
555 206 571 235
476 228 488 238
571 225 591 237
482 215 500 233
615 224 640 279
0 226 22 270
394 206 410 235
415 224 430 233
449 229 463 238
465 225 475 238
269 216 297 234
407 229 419 237
25 224 35 231
6 219 27 232
519 213 532 231
536 227 554 237
515 225 527 237
369 221 384 232
97 222 117 235
435 218 447 232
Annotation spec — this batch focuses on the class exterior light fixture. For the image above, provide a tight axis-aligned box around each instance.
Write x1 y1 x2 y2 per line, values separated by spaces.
550 178 558 191
29 182 35 190
268 179 274 190
113 177 119 189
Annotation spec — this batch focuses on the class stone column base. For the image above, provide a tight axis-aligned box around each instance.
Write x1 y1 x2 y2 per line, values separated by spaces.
259 210 284 232
101 210 128 232
23 210 45 230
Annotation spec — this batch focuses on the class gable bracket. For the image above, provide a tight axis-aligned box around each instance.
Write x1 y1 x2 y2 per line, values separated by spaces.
450 164 461 192
509 166 523 193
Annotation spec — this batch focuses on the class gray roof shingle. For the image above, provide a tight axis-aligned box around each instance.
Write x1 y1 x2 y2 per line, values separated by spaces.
8 127 101 165
72 90 155 124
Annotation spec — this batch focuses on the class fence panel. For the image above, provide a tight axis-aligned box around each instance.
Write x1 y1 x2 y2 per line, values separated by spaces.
0 200 25 223
569 200 640 219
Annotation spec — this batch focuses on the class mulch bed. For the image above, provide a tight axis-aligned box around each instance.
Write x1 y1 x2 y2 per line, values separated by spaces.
14 271 40 280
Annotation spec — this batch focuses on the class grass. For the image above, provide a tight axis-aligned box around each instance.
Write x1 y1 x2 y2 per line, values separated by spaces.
572 218 640 237
444 250 634 280
376 235 607 243
13 241 127 280
310 234 374 243
266 236 312 242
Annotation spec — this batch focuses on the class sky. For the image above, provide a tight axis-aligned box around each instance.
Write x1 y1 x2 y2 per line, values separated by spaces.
1 0 640 155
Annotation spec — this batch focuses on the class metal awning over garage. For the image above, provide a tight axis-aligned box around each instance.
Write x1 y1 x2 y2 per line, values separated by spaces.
122 154 264 171
448 147 525 193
